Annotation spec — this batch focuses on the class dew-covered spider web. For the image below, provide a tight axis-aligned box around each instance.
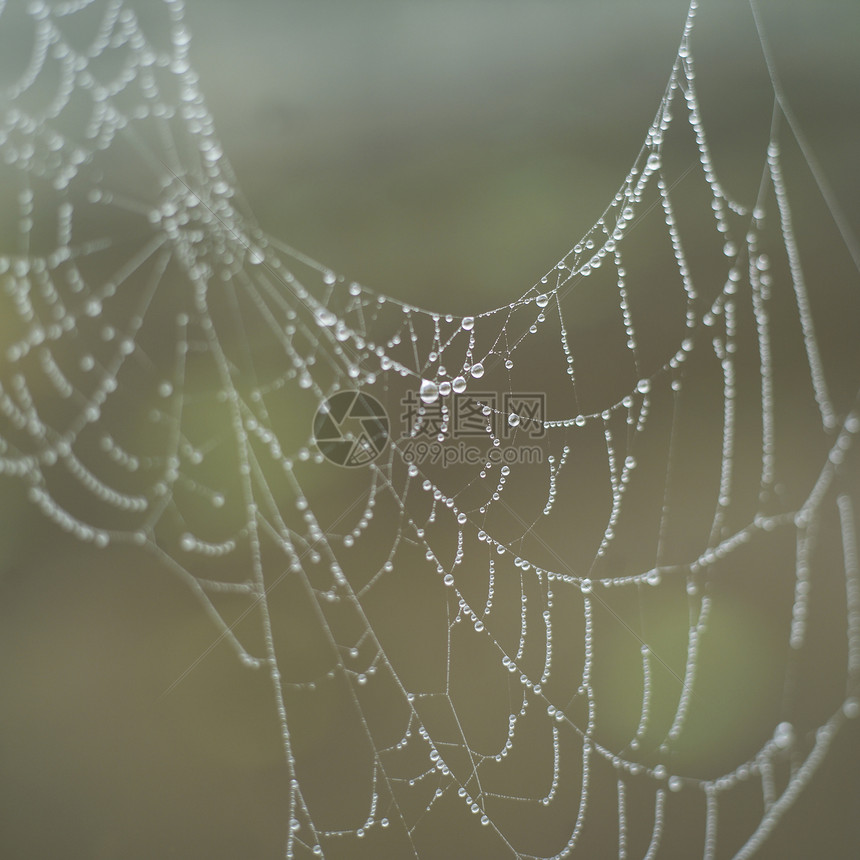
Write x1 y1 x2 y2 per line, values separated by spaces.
1 0 859 858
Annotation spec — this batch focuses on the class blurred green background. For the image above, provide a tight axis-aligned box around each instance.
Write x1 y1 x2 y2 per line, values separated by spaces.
1 1 859 858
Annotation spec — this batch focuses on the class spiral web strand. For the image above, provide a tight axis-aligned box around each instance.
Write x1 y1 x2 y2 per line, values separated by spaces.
1 1 858 858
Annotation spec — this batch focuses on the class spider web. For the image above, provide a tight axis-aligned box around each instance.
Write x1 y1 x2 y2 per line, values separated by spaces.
1 1 859 858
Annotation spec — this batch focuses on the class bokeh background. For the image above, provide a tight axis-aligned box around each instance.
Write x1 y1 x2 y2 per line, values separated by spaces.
1 0 859 858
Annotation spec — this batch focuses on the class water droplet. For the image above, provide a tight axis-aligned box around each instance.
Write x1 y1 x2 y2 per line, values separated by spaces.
508 413 520 427
323 270 337 285
470 363 485 379
420 379 440 404
452 375 467 393
637 378 651 394
580 578 592 594
773 721 793 749
536 293 549 308
668 776 683 792
461 316 475 331
315 308 337 327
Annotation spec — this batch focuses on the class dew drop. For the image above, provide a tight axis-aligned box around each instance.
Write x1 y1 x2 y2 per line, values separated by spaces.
773 721 793 749
420 379 440 404
461 316 475 331
452 375 467 394
508 413 520 427
536 293 549 308
470 363 485 379
315 308 337 327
